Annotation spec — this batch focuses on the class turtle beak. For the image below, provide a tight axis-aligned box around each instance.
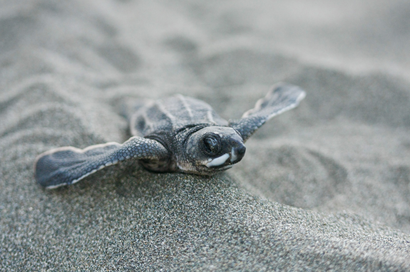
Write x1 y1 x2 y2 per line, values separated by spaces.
229 142 246 164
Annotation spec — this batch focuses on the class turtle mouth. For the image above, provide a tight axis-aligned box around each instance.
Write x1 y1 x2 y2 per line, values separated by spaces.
204 144 246 168
201 163 233 173
203 151 239 172
217 164 233 171
205 153 230 168
209 162 233 171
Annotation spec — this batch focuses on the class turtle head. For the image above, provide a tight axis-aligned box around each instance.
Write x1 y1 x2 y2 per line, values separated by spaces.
182 126 246 174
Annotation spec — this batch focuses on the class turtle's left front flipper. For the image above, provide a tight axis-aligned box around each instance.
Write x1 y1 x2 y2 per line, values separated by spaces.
230 83 306 142
34 136 169 189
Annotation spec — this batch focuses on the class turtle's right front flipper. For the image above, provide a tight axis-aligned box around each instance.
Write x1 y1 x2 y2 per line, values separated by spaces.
230 84 306 142
34 136 169 189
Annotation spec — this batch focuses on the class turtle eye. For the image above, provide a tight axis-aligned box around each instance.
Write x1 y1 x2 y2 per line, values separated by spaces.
203 135 221 156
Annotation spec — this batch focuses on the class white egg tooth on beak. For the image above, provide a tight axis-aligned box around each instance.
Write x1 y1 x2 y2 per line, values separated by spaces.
206 153 229 167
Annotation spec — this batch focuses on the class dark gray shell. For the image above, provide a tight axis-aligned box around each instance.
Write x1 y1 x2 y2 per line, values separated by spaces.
130 94 228 137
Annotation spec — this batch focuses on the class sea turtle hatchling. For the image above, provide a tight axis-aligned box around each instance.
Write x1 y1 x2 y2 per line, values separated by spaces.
35 83 306 189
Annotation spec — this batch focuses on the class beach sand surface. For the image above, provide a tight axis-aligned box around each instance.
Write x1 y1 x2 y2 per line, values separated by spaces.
1 0 410 270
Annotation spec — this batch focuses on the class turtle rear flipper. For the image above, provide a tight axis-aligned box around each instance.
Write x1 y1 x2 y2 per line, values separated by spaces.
34 136 169 189
230 84 306 142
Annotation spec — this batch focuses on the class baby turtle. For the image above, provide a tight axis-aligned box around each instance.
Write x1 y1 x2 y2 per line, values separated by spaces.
35 83 305 188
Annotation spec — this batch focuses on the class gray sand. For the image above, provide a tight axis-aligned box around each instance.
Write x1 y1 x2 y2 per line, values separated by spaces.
1 0 410 270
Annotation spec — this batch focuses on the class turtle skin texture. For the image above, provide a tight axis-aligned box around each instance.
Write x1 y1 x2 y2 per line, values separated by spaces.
35 83 305 188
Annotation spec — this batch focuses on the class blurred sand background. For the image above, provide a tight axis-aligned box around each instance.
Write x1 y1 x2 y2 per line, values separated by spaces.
1 0 410 270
